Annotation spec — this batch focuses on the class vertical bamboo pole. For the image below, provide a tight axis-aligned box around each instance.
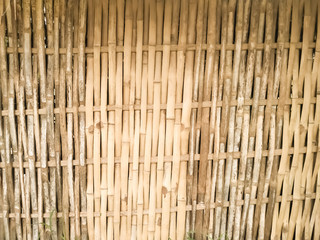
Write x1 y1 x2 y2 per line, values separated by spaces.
201 0 217 238
78 0 88 238
238 1 260 238
264 1 288 237
57 0 70 238
132 0 143 238
86 0 94 238
252 0 273 238
22 0 39 238
65 0 75 238
217 0 236 237
108 0 116 238
177 0 197 238
193 0 208 237
245 1 268 238
258 1 278 238
155 0 171 239
53 0 63 237
225 1 243 238
16 0 30 238
6 1 23 238
207 1 221 237
0 1 15 238
232 1 251 238
159 1 179 240
100 0 109 239
149 0 163 238
35 0 51 236
44 0 58 238
154 0 170 239
127 0 137 237
30 0 44 236
93 0 102 238
121 0 132 238
140 0 149 238
32 12 44 239
114 1 124 238
72 0 80 237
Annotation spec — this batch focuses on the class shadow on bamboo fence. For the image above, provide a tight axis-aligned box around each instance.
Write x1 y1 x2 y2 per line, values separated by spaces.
0 0 319 239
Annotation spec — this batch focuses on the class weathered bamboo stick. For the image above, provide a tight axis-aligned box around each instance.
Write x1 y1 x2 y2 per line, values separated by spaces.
100 0 109 239
92 0 102 238
245 1 268 238
160 1 179 239
155 0 171 238
251 0 273 238
132 0 143 238
0 1 15 238
65 0 75 238
232 0 251 236
7 1 22 238
22 0 39 238
121 0 132 238
225 1 243 238
86 0 94 238
43 0 58 238
207 0 222 237
35 1 51 237
71 0 80 237
77 0 88 238
264 0 288 237
218 0 237 237
149 0 163 238
108 0 116 238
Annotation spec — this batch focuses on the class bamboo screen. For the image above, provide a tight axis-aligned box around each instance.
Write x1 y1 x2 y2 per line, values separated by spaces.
0 0 320 239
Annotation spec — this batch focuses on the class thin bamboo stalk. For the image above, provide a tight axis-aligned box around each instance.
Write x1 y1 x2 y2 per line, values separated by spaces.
22 0 39 238
132 0 143 238
35 1 51 237
225 1 243 238
108 0 116 238
43 0 58 238
114 1 124 238
93 0 102 238
217 0 237 237
0 2 15 238
149 1 163 238
264 0 288 237
100 0 109 239
86 0 94 238
65 0 75 238
72 0 80 238
155 0 171 239
78 0 88 238
121 0 132 238
7 1 22 238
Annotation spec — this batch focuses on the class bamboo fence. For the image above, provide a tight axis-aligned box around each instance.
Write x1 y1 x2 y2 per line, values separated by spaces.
0 0 319 239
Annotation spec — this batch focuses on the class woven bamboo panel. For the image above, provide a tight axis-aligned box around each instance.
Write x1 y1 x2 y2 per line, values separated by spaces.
0 0 319 239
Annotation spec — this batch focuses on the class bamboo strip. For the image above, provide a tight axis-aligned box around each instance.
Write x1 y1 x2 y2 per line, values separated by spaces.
86 0 94 238
78 0 88 238
100 0 109 239
121 0 132 238
93 0 102 238
72 0 80 238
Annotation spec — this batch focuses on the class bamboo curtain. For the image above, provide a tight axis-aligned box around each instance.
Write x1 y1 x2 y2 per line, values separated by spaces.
0 0 320 239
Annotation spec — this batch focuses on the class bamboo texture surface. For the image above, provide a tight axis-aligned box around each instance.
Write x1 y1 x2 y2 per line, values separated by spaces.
0 0 320 239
